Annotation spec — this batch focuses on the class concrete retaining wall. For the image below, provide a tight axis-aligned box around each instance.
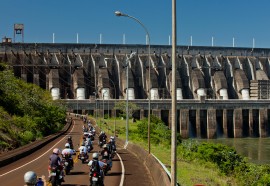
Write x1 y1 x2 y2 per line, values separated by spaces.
116 139 171 186
0 117 73 167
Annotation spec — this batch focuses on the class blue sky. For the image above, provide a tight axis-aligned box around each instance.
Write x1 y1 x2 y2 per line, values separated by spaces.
1 0 270 48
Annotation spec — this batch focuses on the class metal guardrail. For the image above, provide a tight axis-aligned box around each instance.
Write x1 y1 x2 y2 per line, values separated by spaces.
63 99 270 110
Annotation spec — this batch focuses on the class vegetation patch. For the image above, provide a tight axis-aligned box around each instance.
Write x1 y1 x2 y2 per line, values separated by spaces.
100 114 270 186
0 63 67 152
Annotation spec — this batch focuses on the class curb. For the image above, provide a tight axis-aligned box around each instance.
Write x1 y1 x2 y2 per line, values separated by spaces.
0 117 73 168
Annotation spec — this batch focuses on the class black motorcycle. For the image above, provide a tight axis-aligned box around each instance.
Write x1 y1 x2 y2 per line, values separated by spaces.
49 166 62 186
89 171 104 186
99 139 106 148
78 152 88 163
62 156 72 175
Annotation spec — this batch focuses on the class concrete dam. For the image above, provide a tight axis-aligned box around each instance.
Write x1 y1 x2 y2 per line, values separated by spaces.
0 43 270 139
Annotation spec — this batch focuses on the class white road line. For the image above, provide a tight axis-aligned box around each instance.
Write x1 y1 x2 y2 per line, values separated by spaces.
116 152 125 186
0 122 76 177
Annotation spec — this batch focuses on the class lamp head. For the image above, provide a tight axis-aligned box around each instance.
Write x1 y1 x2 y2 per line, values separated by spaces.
129 52 137 59
115 11 123 16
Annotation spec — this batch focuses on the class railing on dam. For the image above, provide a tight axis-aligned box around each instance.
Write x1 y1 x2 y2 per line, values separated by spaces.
63 99 270 110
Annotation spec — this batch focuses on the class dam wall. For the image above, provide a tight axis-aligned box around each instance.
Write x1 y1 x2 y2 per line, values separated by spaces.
1 43 270 138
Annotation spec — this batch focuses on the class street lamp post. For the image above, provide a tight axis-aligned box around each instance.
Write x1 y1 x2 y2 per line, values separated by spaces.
102 90 107 130
76 96 79 115
115 11 151 153
93 92 98 124
171 0 177 185
104 58 117 137
124 52 136 146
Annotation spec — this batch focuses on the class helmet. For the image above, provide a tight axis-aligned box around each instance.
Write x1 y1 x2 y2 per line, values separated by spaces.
65 143 70 148
110 136 115 140
101 131 104 134
53 148 60 155
24 171 37 185
68 136 72 139
92 152 99 159
103 144 108 149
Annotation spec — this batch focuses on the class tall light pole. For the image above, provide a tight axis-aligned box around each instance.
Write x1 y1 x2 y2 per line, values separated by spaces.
76 96 79 115
93 91 98 125
102 90 107 130
104 58 117 137
171 0 177 185
115 11 151 153
125 52 136 146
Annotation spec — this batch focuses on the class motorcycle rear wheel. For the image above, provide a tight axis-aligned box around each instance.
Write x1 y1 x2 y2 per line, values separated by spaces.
50 175 62 186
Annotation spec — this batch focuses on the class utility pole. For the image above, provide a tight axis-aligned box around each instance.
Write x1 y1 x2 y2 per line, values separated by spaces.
171 0 177 185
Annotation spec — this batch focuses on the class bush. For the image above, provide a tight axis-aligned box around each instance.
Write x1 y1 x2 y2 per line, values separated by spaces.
195 142 245 175
0 67 67 151
136 115 181 145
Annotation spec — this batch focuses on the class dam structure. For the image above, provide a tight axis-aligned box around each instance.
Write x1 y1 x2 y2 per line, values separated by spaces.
0 43 270 139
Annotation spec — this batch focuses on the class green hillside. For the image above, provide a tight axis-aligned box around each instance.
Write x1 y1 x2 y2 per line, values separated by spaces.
0 63 66 152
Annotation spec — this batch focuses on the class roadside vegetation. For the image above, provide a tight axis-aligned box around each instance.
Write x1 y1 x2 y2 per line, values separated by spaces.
0 63 66 152
96 105 270 186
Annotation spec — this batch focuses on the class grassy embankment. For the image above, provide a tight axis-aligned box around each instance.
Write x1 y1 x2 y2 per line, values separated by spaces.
94 116 238 186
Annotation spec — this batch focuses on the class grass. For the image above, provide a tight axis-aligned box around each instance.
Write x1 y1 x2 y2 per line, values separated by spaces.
94 116 238 186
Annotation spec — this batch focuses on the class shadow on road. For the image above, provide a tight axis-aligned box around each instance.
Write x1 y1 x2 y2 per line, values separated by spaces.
62 184 88 186
106 172 122 176
68 171 87 175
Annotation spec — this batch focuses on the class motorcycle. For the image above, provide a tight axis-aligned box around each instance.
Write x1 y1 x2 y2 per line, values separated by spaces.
99 139 106 148
101 159 111 176
89 171 104 186
78 152 88 163
49 166 63 186
61 156 73 175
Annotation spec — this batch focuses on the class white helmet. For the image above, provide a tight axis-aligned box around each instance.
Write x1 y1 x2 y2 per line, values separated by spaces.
110 136 115 140
92 152 99 159
24 171 37 185
65 143 70 148
53 148 60 155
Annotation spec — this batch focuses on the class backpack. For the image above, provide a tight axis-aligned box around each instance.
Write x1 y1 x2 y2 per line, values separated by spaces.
91 160 100 174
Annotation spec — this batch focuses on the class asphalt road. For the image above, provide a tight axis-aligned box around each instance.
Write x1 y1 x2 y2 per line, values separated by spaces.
0 116 154 186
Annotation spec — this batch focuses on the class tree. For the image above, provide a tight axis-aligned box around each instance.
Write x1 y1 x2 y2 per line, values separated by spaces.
114 101 139 119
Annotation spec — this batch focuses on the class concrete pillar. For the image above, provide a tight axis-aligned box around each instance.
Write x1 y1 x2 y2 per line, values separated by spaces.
196 109 201 138
249 109 254 137
33 74 39 86
207 109 217 139
112 109 116 118
223 109 228 137
21 73 27 81
140 109 145 120
152 109 161 119
259 108 268 137
233 109 243 138
180 109 189 139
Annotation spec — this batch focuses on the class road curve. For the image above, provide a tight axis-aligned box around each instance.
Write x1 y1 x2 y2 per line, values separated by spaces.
0 116 155 186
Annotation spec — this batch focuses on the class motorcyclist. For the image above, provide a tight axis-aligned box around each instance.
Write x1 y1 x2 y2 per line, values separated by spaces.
101 144 112 171
92 128 96 137
48 148 64 182
98 131 107 147
66 136 74 149
78 142 88 159
62 143 74 168
107 136 116 158
88 152 105 185
85 134 93 152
